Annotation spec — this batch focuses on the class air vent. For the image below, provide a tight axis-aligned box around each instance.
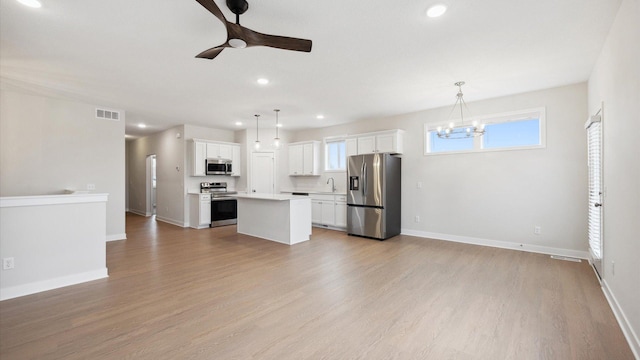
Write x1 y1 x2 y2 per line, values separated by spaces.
96 108 120 121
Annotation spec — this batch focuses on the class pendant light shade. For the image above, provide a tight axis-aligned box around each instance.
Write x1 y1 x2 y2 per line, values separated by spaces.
273 109 281 149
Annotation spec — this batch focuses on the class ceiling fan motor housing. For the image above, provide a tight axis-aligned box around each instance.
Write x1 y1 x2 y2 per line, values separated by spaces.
226 0 248 15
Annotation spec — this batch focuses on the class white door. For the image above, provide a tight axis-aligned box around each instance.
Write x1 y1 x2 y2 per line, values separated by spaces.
251 151 275 194
586 113 603 278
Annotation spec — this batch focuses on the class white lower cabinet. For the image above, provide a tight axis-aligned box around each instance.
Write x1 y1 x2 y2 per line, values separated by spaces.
189 193 211 229
310 194 346 229
334 196 347 228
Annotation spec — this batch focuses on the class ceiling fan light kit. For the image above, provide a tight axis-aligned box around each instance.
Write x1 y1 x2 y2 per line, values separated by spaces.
194 0 312 60
436 81 485 139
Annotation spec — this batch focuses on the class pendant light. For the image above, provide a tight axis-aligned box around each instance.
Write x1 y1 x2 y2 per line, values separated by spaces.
254 114 260 149
436 81 485 139
273 109 281 149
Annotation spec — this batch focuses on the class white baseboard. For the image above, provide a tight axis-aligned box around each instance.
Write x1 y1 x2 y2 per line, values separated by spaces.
602 280 640 359
155 215 187 228
106 233 127 242
400 228 589 259
0 268 108 301
128 209 147 217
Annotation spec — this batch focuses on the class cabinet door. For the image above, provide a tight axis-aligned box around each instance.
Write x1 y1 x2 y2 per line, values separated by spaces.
321 201 335 226
231 145 241 176
345 138 358 157
219 144 232 160
206 143 220 158
199 200 211 226
334 202 347 228
311 200 322 224
289 144 304 175
357 136 376 154
375 133 396 153
303 143 315 175
193 141 207 176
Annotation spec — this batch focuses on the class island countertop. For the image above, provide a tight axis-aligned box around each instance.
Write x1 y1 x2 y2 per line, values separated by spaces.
233 193 307 201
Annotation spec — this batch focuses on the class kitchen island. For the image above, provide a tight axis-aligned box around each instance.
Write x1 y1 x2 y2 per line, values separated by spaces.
234 193 311 245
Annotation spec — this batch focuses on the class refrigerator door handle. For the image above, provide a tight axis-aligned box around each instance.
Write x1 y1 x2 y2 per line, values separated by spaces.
362 162 367 197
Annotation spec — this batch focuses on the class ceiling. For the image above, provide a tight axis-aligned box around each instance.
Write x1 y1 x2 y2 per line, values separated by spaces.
0 0 621 138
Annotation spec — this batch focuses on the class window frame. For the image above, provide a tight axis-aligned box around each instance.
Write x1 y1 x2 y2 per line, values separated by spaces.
324 136 347 172
424 107 546 155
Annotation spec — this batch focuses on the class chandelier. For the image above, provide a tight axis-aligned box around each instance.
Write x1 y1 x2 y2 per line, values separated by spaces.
436 81 485 139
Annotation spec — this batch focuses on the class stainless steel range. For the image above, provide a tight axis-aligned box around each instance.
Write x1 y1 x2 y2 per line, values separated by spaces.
200 182 237 227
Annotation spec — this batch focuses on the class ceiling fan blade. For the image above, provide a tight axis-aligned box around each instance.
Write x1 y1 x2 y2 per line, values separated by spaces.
240 26 312 53
196 46 226 60
195 0 227 25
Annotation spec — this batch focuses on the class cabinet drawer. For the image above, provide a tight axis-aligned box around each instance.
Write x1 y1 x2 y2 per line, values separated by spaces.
335 195 347 202
311 194 335 201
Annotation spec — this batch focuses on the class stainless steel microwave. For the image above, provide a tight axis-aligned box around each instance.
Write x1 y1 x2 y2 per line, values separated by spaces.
206 158 232 175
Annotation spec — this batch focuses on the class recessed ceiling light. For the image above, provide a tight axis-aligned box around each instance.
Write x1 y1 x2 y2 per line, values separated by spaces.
427 4 447 18
138 123 147 128
235 121 243 126
316 115 325 120
17 0 42 8
257 78 269 85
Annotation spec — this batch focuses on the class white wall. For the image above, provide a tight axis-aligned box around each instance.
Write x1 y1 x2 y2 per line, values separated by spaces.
0 195 109 300
0 82 126 239
588 0 640 355
294 83 588 256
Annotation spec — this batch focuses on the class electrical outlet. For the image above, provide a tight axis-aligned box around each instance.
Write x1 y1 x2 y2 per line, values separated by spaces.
87 184 96 190
415 215 421 223
416 182 423 189
2 257 15 270
534 226 541 235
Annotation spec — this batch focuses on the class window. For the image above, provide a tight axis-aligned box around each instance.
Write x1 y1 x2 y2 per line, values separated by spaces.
425 108 545 154
325 139 346 171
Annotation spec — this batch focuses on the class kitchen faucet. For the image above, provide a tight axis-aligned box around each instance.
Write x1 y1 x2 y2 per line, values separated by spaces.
327 177 336 192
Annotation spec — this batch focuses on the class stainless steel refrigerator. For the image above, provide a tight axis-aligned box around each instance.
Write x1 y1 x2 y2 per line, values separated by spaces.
347 153 401 240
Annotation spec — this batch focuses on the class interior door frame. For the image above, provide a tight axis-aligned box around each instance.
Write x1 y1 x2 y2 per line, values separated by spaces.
145 154 156 216
586 105 604 279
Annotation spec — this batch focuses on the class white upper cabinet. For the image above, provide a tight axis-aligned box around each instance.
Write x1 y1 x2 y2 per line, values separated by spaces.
206 143 232 160
345 137 358 157
230 144 241 177
355 130 404 155
192 141 207 177
288 141 320 176
190 139 241 177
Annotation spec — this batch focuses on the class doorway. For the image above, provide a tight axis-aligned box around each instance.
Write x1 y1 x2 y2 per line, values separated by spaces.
251 151 275 194
146 154 157 216
586 110 603 278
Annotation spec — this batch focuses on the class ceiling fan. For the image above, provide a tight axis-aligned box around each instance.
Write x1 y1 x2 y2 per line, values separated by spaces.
194 0 312 60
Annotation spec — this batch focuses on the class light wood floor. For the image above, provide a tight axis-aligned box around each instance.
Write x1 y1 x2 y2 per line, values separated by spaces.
0 213 633 359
